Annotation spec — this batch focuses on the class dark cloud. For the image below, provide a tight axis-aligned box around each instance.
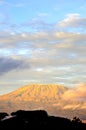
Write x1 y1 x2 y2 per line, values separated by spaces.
0 57 29 75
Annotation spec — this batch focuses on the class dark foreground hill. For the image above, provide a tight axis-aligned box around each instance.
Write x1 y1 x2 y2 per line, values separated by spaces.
0 109 86 130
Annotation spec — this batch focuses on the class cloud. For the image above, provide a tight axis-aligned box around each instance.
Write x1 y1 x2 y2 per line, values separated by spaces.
62 84 86 101
58 13 86 29
0 57 29 75
51 84 86 119
0 31 86 49
0 30 85 86
0 13 86 86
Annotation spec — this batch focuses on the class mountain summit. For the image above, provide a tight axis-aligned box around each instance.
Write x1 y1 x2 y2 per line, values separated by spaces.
7 84 67 101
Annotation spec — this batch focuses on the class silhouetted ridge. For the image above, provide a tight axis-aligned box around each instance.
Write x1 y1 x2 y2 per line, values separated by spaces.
0 109 86 130
0 112 9 120
11 109 48 119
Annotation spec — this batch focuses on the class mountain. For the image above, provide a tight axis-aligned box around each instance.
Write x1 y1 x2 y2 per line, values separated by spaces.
0 84 66 113
0 84 86 119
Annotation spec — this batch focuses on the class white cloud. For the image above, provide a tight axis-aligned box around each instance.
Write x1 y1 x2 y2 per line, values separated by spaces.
58 13 86 29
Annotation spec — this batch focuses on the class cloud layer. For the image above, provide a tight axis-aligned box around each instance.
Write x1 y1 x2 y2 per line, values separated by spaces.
0 12 86 94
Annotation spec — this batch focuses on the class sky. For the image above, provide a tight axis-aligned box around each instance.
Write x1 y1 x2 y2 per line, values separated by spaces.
0 0 86 95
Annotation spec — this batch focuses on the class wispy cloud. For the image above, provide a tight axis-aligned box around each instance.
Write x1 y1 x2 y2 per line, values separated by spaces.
0 0 25 7
1 13 86 33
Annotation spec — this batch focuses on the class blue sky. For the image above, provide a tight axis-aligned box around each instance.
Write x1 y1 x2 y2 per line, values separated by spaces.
0 0 86 95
